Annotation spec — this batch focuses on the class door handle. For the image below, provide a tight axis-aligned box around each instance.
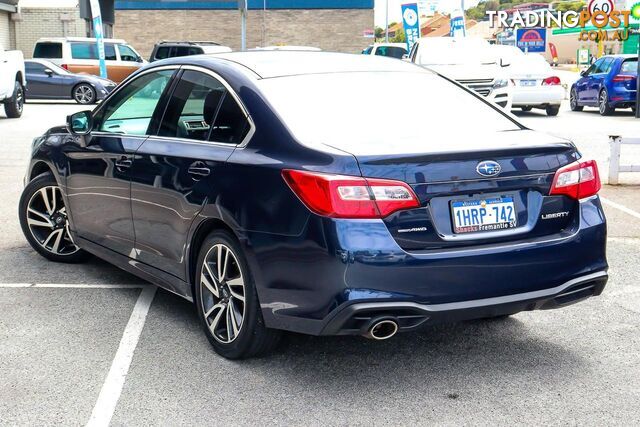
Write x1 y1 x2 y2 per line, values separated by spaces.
115 156 132 170
188 162 211 179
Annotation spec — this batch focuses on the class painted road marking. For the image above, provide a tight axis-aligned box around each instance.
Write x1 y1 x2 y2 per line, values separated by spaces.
87 285 156 427
600 197 640 220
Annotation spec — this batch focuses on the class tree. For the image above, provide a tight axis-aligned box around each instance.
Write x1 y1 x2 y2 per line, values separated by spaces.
391 29 406 43
375 26 384 41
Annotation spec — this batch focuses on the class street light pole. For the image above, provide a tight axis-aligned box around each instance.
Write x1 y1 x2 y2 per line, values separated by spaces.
239 0 247 51
635 28 639 118
385 0 389 42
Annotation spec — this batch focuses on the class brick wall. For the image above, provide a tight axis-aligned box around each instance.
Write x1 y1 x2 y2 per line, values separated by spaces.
114 9 373 58
13 7 86 57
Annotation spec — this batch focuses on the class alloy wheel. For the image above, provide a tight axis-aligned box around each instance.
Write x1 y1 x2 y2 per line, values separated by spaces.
26 186 79 255
200 244 246 344
570 90 577 109
74 85 94 104
599 91 607 114
15 85 24 113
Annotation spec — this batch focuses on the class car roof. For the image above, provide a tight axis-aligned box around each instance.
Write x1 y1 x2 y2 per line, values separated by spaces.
36 37 127 44
170 51 424 79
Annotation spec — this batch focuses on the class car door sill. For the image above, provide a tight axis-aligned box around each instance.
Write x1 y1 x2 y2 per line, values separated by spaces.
75 236 193 302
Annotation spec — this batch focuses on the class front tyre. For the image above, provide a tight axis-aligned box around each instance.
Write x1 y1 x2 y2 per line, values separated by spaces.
599 89 614 116
4 80 24 118
19 173 89 263
195 230 281 359
73 83 96 104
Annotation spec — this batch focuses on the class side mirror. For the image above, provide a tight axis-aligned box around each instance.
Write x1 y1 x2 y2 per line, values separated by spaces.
66 110 93 136
44 68 54 76
580 70 587 77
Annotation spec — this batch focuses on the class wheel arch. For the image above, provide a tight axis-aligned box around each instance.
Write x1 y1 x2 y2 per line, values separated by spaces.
29 160 54 182
16 71 24 85
187 217 240 295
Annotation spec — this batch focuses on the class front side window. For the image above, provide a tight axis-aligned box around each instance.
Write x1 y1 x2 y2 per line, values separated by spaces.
599 58 614 74
26 62 47 73
98 70 175 136
118 44 140 62
33 42 62 59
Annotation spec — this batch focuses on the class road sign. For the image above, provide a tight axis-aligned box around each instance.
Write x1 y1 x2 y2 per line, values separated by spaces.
401 3 421 52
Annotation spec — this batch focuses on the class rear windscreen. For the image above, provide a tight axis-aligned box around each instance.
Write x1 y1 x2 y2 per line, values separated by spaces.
33 42 62 59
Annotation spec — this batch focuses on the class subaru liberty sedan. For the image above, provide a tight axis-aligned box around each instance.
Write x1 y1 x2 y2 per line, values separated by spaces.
19 52 608 359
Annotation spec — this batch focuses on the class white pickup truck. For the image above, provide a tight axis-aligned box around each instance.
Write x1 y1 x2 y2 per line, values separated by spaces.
0 44 26 118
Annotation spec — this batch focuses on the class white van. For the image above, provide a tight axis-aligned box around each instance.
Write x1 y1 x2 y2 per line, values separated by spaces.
33 37 146 83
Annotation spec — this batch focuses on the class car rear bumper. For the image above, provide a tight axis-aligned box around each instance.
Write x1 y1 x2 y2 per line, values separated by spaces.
609 86 636 107
512 85 564 106
251 196 608 336
319 270 608 335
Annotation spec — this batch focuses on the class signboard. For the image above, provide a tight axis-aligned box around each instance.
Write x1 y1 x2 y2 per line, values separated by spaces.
88 0 107 79
449 9 466 38
401 3 421 53
516 28 546 53
418 0 439 17
577 48 590 65
363 29 374 38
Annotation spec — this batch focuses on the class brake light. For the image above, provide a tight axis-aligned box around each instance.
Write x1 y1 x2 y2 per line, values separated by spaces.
542 76 561 85
61 64 69 70
549 160 601 200
612 74 635 82
282 169 419 219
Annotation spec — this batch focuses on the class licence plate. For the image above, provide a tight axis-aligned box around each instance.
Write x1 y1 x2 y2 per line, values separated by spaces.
452 197 517 234
520 79 537 87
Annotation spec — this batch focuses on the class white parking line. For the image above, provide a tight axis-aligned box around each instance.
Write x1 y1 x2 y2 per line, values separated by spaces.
87 285 156 427
600 197 640 220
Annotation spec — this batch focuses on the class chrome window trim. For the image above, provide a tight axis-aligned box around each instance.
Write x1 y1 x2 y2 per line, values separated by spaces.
91 64 255 149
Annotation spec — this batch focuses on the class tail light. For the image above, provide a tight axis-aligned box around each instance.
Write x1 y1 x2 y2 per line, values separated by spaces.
549 160 601 200
282 169 419 219
542 76 561 85
61 64 69 70
612 74 635 82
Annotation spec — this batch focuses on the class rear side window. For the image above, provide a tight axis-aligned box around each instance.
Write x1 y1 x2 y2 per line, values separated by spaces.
118 45 139 62
154 46 172 60
33 42 62 59
71 42 116 60
621 60 638 74
209 94 249 144
175 46 203 57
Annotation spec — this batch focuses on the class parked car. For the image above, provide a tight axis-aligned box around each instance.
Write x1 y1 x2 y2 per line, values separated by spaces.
570 54 638 116
32 37 146 83
492 45 564 116
361 43 408 59
25 59 116 104
0 43 26 118
19 52 607 359
409 37 513 110
149 41 232 62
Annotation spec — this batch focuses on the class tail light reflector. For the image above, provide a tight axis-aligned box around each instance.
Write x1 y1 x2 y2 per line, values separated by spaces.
549 160 601 200
612 74 635 82
282 169 419 219
542 76 561 85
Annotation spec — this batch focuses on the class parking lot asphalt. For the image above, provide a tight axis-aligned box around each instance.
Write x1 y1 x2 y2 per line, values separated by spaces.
1 102 639 425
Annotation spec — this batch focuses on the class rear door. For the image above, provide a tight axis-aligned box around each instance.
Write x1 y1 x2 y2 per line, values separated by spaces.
25 62 64 98
130 67 252 280
65 68 177 256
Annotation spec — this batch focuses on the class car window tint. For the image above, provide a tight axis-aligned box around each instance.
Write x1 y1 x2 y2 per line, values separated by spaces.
593 58 609 74
600 58 614 73
33 42 62 59
98 70 175 136
375 46 406 59
209 94 249 144
26 62 47 73
155 46 171 60
158 70 226 141
621 60 638 74
71 42 115 60
362 46 373 54
118 45 139 62
104 44 117 60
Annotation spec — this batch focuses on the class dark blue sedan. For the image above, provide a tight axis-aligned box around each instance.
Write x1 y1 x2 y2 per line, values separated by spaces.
19 52 608 358
25 59 116 104
570 54 638 115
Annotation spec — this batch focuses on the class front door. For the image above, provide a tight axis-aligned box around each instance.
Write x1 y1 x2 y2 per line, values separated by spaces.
65 68 177 256
25 62 65 98
130 68 251 279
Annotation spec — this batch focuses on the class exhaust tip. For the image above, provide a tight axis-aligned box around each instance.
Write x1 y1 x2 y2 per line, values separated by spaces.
367 319 399 340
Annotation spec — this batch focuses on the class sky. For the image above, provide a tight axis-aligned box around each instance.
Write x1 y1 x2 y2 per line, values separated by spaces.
374 0 481 27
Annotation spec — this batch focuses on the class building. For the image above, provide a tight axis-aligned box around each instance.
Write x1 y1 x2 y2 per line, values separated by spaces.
113 0 374 57
0 0 18 49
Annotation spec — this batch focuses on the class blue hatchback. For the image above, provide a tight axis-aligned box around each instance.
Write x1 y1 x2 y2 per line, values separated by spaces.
571 54 638 115
20 52 608 358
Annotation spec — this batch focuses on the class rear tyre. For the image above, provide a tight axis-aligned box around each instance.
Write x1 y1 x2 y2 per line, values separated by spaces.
598 89 614 116
545 105 560 116
73 83 96 104
4 80 24 118
520 106 532 112
194 230 281 359
18 173 89 263
569 88 583 111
